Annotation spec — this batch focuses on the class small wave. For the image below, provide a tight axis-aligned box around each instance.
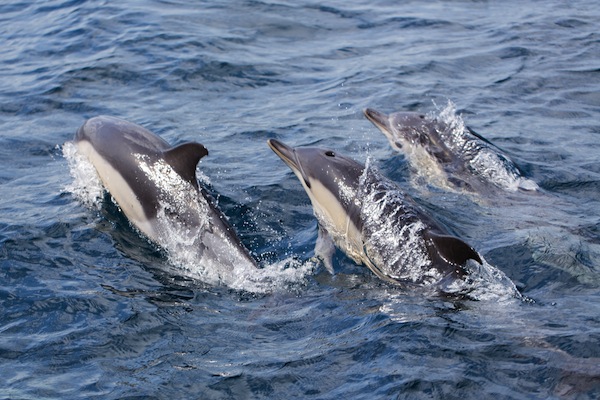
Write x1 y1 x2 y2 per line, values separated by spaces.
527 226 600 287
440 258 523 301
160 246 317 295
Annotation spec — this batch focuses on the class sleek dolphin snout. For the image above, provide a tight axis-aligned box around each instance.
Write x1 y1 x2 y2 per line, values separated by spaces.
363 108 390 131
267 139 296 168
267 139 312 189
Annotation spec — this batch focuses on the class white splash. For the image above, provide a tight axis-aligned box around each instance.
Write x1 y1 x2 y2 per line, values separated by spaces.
359 166 435 282
138 155 316 293
433 99 465 131
440 257 522 301
358 160 521 300
434 100 538 192
63 142 314 293
62 141 105 208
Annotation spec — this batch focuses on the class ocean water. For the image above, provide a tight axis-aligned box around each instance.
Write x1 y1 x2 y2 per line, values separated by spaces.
1 0 600 398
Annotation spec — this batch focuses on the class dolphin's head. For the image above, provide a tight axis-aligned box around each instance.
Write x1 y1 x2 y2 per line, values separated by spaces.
364 108 453 163
267 139 364 234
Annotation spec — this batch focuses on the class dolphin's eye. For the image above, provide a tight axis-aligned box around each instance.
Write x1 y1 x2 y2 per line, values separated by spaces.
325 150 335 157
419 115 425 119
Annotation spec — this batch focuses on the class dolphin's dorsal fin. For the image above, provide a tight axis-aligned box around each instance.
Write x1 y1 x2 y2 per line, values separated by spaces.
163 142 209 188
428 232 482 266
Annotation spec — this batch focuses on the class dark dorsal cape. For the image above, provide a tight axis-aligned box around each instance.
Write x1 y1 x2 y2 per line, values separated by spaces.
75 116 208 220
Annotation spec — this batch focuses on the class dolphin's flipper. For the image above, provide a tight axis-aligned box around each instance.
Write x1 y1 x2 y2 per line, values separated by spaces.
163 142 209 188
315 226 336 274
428 232 482 266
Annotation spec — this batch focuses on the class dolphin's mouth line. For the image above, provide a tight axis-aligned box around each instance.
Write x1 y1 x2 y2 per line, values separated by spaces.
267 139 311 189
294 151 312 189
363 108 390 132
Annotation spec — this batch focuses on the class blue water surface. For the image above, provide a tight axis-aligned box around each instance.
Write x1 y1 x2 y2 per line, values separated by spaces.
1 0 600 398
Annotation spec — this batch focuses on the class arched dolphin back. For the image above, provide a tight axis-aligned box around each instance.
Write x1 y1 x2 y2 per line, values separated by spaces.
74 115 257 272
75 116 209 223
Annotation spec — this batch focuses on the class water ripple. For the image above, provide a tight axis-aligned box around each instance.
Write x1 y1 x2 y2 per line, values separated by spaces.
1 0 600 398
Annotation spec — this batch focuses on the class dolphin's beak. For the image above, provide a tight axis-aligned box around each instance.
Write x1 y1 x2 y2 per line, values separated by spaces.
267 139 311 189
363 108 391 132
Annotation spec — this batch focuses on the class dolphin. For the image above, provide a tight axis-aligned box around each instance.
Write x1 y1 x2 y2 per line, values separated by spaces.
74 115 257 271
363 107 538 192
267 139 503 295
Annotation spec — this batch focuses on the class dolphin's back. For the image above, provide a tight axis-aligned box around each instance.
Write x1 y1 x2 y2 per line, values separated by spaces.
76 115 171 153
74 116 208 237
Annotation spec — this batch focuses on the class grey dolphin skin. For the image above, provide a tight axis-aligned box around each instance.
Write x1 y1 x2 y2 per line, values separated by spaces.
75 116 256 269
364 108 538 192
267 139 485 294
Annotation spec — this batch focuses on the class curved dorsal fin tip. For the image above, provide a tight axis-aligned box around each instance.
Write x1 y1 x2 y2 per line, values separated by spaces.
163 142 209 186
428 232 482 266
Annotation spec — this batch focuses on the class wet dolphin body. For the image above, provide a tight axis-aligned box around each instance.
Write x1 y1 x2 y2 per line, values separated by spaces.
268 139 487 293
75 115 256 269
364 108 538 192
